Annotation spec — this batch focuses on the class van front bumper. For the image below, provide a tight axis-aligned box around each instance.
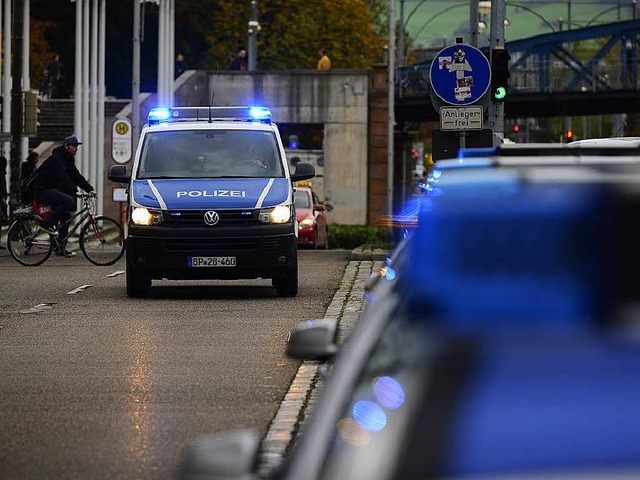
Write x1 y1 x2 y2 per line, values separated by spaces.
126 223 297 280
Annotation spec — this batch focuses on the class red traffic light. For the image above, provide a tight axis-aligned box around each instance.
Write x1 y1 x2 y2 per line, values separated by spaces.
513 125 520 133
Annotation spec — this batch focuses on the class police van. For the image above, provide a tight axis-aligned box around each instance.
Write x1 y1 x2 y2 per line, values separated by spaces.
108 106 315 298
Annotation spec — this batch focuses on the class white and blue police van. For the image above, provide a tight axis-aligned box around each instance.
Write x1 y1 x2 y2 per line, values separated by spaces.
108 106 315 298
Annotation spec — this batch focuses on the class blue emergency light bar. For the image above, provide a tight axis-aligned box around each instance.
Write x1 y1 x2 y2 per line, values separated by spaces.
457 147 498 160
147 106 272 125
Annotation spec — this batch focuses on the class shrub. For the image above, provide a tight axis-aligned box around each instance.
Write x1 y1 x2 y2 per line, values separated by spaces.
327 224 393 250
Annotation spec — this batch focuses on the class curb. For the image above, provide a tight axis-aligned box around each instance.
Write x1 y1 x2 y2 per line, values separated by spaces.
349 245 389 261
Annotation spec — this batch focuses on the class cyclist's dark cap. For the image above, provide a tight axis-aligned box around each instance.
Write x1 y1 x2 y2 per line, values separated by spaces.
63 136 82 146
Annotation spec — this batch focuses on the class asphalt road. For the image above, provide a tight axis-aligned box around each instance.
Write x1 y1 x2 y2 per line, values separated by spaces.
0 249 351 480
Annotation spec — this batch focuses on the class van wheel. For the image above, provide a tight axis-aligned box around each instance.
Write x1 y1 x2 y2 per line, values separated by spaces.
272 254 298 297
126 265 151 298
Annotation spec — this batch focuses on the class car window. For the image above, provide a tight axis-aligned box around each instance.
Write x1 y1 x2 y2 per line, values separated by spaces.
137 129 284 179
294 190 311 209
320 315 432 480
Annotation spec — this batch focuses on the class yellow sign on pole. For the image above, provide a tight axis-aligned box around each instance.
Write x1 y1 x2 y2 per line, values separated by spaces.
112 118 133 164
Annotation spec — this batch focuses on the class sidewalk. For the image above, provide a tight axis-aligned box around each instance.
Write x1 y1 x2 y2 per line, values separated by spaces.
258 247 388 477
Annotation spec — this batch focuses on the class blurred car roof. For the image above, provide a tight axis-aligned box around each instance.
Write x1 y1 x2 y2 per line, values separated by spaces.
435 144 640 170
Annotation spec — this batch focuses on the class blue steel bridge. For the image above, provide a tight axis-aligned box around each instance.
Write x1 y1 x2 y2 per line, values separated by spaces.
396 19 640 122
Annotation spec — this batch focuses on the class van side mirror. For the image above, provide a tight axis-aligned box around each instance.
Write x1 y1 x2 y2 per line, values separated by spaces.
291 162 315 183
108 165 131 184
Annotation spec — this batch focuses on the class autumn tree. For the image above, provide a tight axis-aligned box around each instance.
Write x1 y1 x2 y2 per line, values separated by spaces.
30 0 388 98
178 0 387 70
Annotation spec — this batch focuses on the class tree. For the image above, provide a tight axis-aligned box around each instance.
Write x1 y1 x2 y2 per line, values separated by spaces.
178 0 387 70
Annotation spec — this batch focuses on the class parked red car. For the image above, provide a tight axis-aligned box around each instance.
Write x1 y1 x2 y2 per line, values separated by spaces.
294 184 328 249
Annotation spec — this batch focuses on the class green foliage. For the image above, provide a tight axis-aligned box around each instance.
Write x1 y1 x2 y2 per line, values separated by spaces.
328 224 392 250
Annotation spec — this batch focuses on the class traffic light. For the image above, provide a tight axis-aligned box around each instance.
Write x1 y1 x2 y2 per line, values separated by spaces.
491 48 511 102
23 91 39 135
513 125 520 133
565 129 574 142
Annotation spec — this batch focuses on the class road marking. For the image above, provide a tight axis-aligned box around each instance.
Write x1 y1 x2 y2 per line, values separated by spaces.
66 285 94 295
21 302 56 314
105 270 125 278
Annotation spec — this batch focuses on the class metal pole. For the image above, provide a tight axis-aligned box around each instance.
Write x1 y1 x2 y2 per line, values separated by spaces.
470 0 479 47
398 0 404 66
248 0 258 71
387 0 395 218
168 0 175 106
21 0 30 162
157 0 165 105
10 0 23 212
567 0 572 30
488 0 506 144
82 0 90 178
74 0 82 164
90 0 98 190
132 0 141 146
3 0 11 159
97 0 105 213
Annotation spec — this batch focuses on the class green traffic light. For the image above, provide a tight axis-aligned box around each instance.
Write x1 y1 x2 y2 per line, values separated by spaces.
494 86 507 100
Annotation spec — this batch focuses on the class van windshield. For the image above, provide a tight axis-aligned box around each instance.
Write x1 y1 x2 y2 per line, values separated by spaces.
137 129 285 179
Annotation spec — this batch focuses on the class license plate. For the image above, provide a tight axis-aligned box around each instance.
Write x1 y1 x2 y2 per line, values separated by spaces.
188 256 236 267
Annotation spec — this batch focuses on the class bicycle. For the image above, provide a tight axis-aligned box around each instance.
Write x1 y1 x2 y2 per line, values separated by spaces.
7 193 125 267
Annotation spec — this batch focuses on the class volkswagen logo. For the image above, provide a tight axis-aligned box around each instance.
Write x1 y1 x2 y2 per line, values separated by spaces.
203 211 220 226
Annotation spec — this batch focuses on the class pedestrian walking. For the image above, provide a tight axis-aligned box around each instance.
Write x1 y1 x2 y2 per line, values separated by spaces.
317 49 331 70
41 54 63 99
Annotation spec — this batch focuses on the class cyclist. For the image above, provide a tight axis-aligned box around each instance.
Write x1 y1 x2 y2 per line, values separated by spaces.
31 136 96 257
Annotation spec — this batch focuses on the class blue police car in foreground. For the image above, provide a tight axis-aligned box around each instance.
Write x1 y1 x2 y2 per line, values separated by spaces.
177 161 640 479
108 106 315 297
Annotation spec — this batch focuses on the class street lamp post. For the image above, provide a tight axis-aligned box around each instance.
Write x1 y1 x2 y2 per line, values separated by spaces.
488 0 506 144
247 0 260 72
470 0 480 47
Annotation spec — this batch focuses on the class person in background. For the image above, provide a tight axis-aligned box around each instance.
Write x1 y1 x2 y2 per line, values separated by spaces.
21 151 39 204
175 53 190 78
31 136 95 257
0 156 7 248
41 53 63 99
229 49 247 71
317 49 331 70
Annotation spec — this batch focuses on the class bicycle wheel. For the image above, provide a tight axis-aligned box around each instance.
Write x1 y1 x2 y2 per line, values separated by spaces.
80 216 125 266
7 217 53 266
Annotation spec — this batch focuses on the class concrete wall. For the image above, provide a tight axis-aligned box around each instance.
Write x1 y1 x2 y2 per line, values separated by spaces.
197 70 370 225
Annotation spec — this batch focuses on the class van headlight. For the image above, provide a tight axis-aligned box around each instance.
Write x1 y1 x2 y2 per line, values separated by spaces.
259 205 291 224
131 207 163 225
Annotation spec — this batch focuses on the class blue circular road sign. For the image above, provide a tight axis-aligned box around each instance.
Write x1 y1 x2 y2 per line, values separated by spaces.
430 43 491 106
